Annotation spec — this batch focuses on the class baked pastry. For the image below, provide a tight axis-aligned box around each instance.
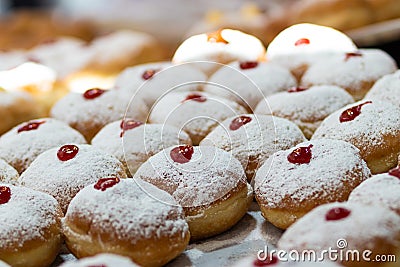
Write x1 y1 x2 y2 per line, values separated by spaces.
19 144 127 213
62 178 190 267
173 29 266 75
254 139 371 229
0 159 19 185
58 253 140 267
255 85 354 139
204 61 297 110
0 184 63 267
278 202 400 267
149 91 246 145
348 166 400 215
134 145 253 240
92 119 192 176
312 100 400 174
0 118 86 174
114 61 206 108
301 49 397 100
50 88 148 141
364 70 400 108
266 23 357 80
201 114 306 181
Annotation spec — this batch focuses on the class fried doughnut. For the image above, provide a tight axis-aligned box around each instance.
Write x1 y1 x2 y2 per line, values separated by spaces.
59 253 140 267
0 159 19 185
364 70 400 109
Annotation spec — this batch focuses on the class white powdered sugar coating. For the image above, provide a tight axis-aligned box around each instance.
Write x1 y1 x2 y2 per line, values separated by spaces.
278 202 400 252
200 114 306 179
0 184 61 249
50 89 148 141
134 145 247 208
92 121 192 176
312 100 400 154
365 70 400 108
63 178 189 244
0 159 19 185
254 139 371 209
0 260 10 267
348 173 400 215
255 85 354 137
204 61 297 110
115 62 206 107
0 118 86 174
59 253 140 267
19 144 127 212
149 91 247 144
301 49 397 98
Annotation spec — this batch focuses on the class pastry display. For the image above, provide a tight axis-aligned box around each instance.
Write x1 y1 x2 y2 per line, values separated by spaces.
0 184 63 267
364 70 400 108
254 85 354 139
312 100 400 174
62 178 190 267
92 119 192 176
0 159 19 185
58 254 140 267
254 139 371 229
19 144 127 213
0 118 86 174
134 145 253 240
200 114 306 181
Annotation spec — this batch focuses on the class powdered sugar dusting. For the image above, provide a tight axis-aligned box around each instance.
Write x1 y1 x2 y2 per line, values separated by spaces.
0 184 61 249
59 253 140 267
63 178 189 244
19 144 127 213
134 145 247 208
0 159 19 185
254 139 371 209
365 70 400 108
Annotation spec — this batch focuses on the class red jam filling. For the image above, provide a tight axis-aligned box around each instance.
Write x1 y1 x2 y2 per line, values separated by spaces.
170 145 194 163
294 38 310 46
0 186 11 205
207 30 229 44
142 69 159 80
239 61 258 70
83 88 106 99
57 145 79 161
120 119 143 137
388 166 400 179
339 101 372 123
326 207 351 221
17 120 45 133
287 86 308 93
94 177 120 191
287 144 313 164
345 52 363 61
253 255 279 266
182 93 207 103
230 115 252 130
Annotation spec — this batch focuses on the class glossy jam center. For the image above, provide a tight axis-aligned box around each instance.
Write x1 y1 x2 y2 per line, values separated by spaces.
287 144 313 164
326 207 351 221
207 30 229 44
94 177 120 191
345 52 363 61
230 115 252 130
339 101 372 123
239 61 258 70
170 145 194 163
142 69 159 80
120 119 143 137
288 86 308 93
57 145 79 161
0 186 11 205
83 88 106 99
17 120 45 133
182 93 207 103
388 166 400 179
294 38 310 46
253 255 278 266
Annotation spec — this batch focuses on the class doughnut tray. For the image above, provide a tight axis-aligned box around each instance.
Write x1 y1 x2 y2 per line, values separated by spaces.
52 202 283 267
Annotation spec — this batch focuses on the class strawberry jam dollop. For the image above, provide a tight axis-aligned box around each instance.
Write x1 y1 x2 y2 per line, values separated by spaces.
207 29 229 44
325 207 351 221
239 61 258 70
170 145 194 164
57 145 79 161
182 93 207 103
288 86 308 93
339 101 372 123
345 52 363 61
294 38 310 46
0 186 11 205
230 115 252 130
388 166 400 179
94 177 120 191
253 255 279 266
287 144 313 164
120 119 143 137
83 88 106 100
17 120 45 133
142 69 159 80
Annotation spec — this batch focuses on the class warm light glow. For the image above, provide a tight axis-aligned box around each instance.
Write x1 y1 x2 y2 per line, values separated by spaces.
66 73 116 93
0 62 56 92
